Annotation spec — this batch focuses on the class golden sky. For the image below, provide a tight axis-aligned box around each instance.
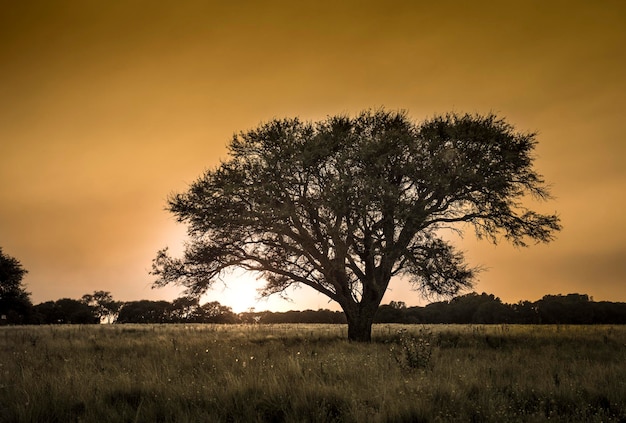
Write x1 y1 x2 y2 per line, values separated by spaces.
1 0 625 312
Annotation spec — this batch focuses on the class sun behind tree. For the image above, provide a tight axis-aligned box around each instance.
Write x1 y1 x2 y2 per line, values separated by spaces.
152 109 561 341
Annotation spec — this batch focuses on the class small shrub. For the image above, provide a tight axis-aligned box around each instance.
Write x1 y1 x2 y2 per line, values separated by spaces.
106 388 144 409
391 328 433 371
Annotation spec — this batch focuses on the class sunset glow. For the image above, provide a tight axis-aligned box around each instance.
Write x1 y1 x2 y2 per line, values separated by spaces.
1 0 625 311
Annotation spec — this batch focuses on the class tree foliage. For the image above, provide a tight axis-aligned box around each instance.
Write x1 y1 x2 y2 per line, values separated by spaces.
372 293 626 325
33 298 99 324
152 109 561 341
117 300 172 324
81 291 122 323
0 247 32 324
115 298 239 324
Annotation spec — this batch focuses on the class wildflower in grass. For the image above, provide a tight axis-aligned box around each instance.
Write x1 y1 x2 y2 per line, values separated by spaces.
392 329 433 371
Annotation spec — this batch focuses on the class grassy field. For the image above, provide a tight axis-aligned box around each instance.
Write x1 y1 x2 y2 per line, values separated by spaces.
0 323 625 422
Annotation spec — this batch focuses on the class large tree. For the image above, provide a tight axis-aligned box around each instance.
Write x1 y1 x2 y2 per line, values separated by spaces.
0 247 32 324
152 110 561 341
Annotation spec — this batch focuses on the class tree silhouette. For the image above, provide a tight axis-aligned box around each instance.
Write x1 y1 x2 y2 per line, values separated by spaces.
197 301 239 323
168 296 201 322
152 110 561 341
81 291 122 323
0 247 32 324
117 300 171 323
33 299 99 324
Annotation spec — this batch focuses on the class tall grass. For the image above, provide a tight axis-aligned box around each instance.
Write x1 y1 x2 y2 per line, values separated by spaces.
1 324 625 422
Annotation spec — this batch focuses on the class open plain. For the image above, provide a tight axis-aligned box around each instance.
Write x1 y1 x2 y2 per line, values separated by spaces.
1 324 625 422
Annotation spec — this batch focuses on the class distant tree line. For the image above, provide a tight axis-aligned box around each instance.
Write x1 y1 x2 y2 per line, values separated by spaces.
373 293 626 325
2 247 626 326
4 292 626 326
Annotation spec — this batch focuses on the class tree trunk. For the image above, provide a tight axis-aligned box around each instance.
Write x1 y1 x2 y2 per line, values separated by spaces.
345 307 375 342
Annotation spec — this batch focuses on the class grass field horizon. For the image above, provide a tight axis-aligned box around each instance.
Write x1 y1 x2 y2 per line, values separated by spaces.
1 323 625 422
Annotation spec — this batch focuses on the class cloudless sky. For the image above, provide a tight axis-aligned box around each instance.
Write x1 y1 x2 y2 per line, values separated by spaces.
1 0 625 313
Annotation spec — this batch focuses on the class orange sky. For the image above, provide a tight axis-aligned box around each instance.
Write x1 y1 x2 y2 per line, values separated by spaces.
1 0 625 313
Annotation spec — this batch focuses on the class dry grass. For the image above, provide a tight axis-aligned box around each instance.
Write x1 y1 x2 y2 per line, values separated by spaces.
1 324 625 422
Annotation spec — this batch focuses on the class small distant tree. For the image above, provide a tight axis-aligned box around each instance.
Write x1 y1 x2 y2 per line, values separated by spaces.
152 110 561 341
536 294 594 324
34 299 99 324
197 301 239 323
169 296 200 322
117 300 171 323
374 304 405 324
0 247 32 324
81 291 122 323
32 301 60 324
389 301 407 310
511 300 540 324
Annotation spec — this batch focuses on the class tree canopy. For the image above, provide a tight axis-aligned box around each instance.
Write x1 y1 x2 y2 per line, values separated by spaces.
152 109 561 341
81 291 123 323
0 247 32 324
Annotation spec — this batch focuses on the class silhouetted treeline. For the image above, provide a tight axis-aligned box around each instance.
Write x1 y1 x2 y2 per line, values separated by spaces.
32 299 100 324
239 309 347 325
116 299 239 324
373 293 626 325
4 291 626 325
19 296 240 325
